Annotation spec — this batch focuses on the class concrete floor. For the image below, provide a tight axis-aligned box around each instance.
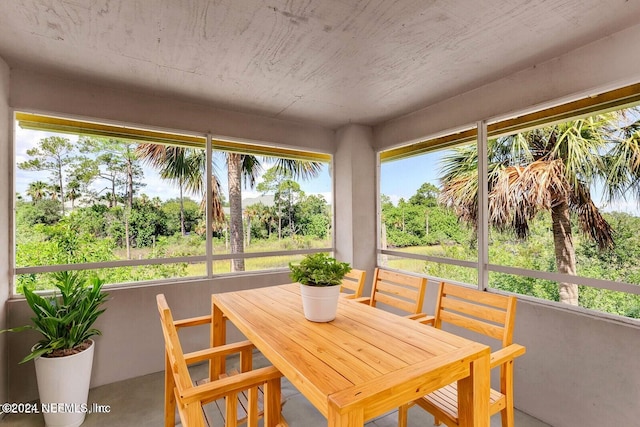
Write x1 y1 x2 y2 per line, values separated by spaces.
4 354 552 427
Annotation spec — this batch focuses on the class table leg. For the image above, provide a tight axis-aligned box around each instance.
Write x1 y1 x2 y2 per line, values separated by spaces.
327 401 364 427
457 351 490 427
209 301 226 381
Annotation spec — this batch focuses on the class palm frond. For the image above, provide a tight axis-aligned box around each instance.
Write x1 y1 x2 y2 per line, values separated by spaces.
438 145 479 225
489 159 570 238
241 155 262 188
570 182 614 250
603 118 640 203
272 158 323 180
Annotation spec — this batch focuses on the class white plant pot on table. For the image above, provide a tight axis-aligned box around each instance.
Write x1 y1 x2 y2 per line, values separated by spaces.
34 339 95 427
300 284 341 322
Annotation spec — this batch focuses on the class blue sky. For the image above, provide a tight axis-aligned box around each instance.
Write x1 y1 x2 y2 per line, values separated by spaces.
14 125 639 215
14 126 333 203
380 149 639 214
380 152 444 205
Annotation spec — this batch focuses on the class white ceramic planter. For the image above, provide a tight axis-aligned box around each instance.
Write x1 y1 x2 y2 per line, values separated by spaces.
34 340 95 427
300 284 341 322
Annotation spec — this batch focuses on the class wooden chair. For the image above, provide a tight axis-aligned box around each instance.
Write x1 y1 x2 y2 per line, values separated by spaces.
355 268 431 321
156 294 287 427
340 268 366 299
398 282 526 427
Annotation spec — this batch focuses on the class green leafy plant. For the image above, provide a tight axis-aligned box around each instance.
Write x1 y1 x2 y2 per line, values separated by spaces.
3 271 109 363
289 253 351 286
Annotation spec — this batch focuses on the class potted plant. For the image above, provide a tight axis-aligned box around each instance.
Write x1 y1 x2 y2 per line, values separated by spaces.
3 271 109 427
289 253 351 322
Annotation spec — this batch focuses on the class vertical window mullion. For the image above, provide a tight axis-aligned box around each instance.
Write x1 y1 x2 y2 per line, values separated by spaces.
477 120 489 290
206 134 213 278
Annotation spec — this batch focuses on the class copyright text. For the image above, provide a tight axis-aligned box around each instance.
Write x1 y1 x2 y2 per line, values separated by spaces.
2 402 111 414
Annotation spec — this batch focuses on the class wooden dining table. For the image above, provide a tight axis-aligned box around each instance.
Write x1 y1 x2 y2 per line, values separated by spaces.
210 283 491 427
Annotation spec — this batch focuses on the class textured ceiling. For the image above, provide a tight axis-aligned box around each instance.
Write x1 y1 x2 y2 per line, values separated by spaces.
0 0 639 129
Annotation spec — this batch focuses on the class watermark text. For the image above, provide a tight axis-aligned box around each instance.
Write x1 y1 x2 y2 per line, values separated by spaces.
2 402 111 415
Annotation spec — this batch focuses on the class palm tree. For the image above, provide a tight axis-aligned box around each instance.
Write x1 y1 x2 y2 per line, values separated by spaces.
66 181 81 209
225 154 322 272
137 144 225 234
27 180 49 202
439 113 640 305
137 144 321 272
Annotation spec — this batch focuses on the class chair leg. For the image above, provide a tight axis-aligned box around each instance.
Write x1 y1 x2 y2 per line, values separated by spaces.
185 401 206 427
501 405 514 427
398 404 409 427
501 360 515 427
263 377 283 427
164 353 176 427
226 392 239 427
247 386 259 427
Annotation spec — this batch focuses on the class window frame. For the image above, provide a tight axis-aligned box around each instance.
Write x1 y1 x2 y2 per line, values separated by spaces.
377 83 640 325
11 110 334 296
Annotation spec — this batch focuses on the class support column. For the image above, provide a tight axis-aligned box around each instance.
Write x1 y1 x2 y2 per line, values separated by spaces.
0 56 11 405
334 124 377 284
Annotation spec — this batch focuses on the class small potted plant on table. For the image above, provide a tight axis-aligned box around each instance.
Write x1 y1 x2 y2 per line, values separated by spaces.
289 253 351 322
3 271 109 427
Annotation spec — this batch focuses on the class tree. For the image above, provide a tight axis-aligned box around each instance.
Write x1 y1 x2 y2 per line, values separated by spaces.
162 198 201 236
16 199 62 227
79 137 146 258
408 182 439 207
439 113 640 305
67 156 99 205
257 166 307 240
138 142 321 271
66 180 81 209
18 136 75 214
227 153 255 271
136 143 225 235
128 196 168 248
253 202 277 239
297 194 331 239
243 204 261 246
137 145 205 236
277 180 304 237
227 155 321 271
26 181 49 202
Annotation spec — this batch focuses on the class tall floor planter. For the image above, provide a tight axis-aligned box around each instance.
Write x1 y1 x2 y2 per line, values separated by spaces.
34 340 95 427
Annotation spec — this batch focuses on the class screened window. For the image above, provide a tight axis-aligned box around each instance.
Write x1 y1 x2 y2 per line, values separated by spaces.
486 104 640 318
378 129 478 284
378 85 640 320
13 113 333 292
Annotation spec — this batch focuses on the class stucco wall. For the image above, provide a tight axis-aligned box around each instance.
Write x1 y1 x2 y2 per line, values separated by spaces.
374 22 640 150
7 271 291 403
513 300 640 427
9 69 335 155
0 55 10 407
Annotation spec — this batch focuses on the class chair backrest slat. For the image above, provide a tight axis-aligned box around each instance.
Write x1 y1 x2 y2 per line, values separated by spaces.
438 309 505 341
340 269 366 298
435 282 517 347
369 268 427 315
440 295 508 325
